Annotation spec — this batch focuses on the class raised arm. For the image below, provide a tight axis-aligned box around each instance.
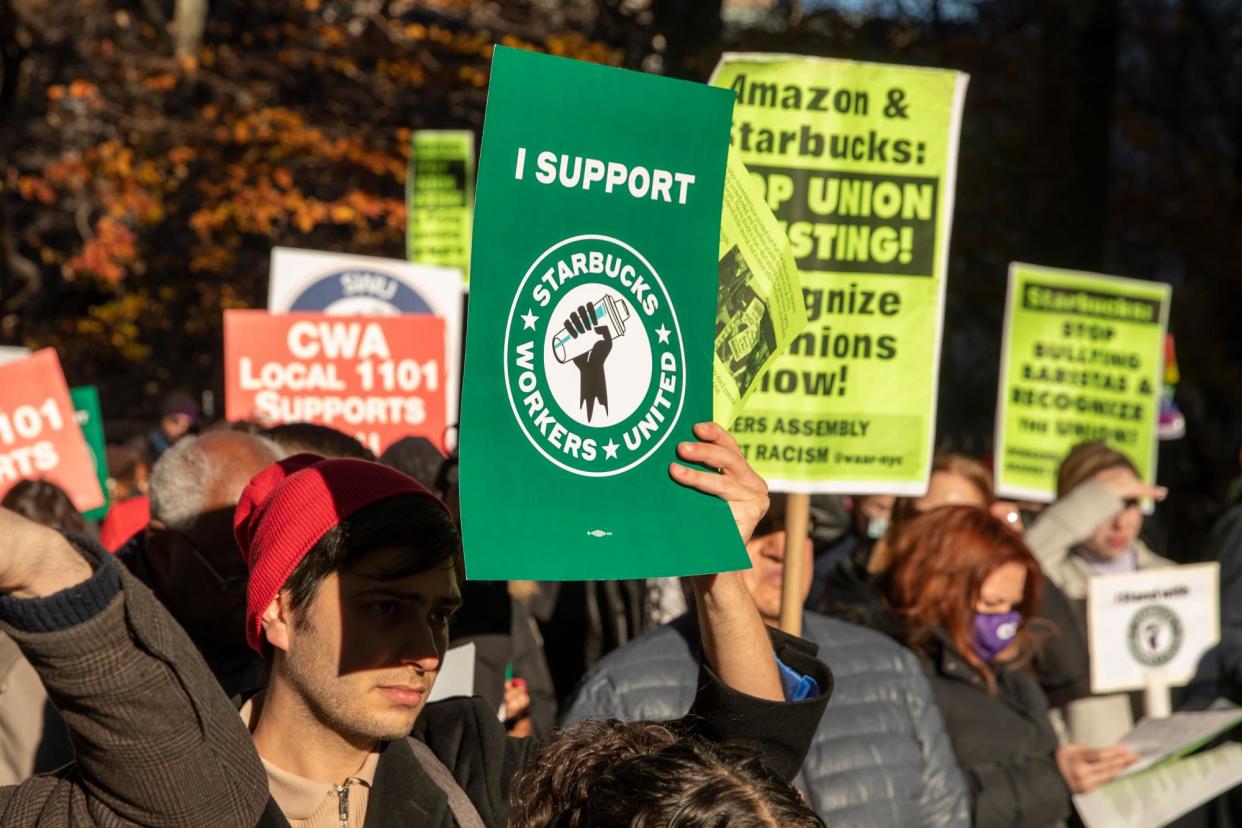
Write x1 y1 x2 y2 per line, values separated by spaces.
0 508 269 827
670 423 832 780
1025 471 1166 568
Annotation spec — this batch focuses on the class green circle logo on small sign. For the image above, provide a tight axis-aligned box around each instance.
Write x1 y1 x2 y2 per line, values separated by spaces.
1127 604 1183 668
503 234 685 478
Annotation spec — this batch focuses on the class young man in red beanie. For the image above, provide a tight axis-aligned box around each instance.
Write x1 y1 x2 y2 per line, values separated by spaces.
0 423 829 827
235 421 829 827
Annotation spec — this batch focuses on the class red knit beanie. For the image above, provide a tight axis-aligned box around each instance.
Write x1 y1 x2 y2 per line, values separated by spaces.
234 453 447 652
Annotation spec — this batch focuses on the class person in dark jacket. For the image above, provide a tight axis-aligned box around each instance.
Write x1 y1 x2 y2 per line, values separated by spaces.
147 389 200 459
564 494 970 827
879 506 1137 828
117 430 282 697
805 493 891 610
238 422 831 827
821 452 1092 709
1210 500 1242 703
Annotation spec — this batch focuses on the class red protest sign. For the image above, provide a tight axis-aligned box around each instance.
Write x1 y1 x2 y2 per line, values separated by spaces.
224 310 448 456
0 349 105 512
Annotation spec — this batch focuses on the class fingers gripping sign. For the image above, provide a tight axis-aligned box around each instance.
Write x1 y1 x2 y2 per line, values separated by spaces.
670 422 770 544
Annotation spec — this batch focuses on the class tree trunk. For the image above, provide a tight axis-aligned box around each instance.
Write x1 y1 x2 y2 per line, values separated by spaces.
174 0 208 58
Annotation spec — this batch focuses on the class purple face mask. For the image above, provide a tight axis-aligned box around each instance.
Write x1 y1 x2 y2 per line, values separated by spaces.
971 611 1021 664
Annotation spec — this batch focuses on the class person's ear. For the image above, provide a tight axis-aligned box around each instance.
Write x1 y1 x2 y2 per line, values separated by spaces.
262 592 295 654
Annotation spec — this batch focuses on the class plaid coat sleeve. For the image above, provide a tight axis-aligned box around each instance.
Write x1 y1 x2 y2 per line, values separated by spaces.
0 541 270 827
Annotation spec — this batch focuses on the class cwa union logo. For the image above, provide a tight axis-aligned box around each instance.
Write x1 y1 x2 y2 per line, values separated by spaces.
503 235 685 477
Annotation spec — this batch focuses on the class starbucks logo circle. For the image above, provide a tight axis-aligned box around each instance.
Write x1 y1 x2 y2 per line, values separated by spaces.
1127 604 1183 668
503 234 685 477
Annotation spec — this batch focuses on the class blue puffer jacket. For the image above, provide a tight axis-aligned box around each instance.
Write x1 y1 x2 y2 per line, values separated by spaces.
563 611 969 828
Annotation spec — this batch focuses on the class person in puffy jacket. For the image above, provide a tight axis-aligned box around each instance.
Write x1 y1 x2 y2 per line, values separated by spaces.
564 494 971 828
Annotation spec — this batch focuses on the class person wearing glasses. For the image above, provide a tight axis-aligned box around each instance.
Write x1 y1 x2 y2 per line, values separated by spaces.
117 430 283 698
1023 441 1171 747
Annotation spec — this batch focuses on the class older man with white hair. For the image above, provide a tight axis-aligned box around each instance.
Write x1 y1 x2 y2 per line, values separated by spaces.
117 429 283 697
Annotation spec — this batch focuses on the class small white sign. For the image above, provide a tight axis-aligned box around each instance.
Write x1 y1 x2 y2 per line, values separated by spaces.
0 347 30 365
267 247 463 437
1088 563 1219 694
427 642 476 702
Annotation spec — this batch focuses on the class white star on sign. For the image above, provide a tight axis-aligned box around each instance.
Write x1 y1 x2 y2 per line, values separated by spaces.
603 439 620 459
655 324 671 344
521 309 538 330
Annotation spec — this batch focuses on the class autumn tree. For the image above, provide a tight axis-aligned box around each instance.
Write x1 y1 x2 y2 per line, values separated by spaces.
0 0 621 427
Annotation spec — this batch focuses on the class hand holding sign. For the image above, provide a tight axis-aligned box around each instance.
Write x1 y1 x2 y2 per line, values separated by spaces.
670 422 770 545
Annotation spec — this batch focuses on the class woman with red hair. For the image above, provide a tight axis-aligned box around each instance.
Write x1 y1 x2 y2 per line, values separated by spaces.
820 452 1090 709
881 506 1136 827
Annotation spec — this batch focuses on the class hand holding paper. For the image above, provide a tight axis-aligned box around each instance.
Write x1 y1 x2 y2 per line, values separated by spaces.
1056 743 1139 794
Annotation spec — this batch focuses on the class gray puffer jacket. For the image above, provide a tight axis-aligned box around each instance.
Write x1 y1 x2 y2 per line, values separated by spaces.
563 611 970 828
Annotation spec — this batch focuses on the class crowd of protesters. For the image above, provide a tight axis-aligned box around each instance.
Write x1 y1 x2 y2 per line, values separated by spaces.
0 392 1240 827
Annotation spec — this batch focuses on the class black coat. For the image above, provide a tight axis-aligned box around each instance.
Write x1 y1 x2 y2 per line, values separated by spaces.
256 628 833 828
917 631 1070 828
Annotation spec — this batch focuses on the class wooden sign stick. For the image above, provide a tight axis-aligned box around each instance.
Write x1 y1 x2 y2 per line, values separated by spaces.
779 493 811 637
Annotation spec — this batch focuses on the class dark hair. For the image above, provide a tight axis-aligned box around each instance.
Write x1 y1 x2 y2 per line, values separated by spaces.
263 422 376 461
1 480 90 536
509 720 823 828
282 493 460 619
1057 441 1139 498
379 437 445 490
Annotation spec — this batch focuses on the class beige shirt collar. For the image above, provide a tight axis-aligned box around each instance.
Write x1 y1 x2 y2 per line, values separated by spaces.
239 695 381 820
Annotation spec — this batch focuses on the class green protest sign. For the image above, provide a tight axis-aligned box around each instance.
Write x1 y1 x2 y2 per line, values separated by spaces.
459 46 746 580
70 385 109 521
406 129 474 286
995 263 1171 501
709 54 968 495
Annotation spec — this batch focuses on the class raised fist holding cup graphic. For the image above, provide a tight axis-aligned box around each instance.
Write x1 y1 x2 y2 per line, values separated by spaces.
560 301 614 422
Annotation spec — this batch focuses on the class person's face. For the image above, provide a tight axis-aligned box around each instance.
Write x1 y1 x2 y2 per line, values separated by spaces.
1084 469 1144 558
274 549 462 743
975 562 1027 614
161 412 195 442
915 471 987 512
741 529 813 626
854 494 895 536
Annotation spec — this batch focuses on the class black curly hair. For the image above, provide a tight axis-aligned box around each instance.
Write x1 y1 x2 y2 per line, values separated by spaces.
508 719 825 828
